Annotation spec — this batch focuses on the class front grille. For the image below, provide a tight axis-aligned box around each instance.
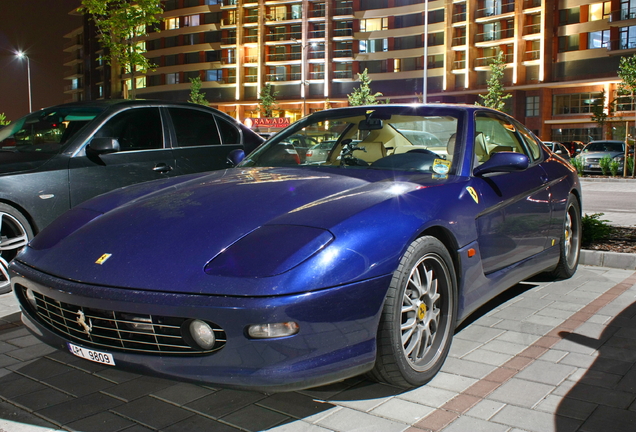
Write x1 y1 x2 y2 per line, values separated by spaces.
18 286 226 355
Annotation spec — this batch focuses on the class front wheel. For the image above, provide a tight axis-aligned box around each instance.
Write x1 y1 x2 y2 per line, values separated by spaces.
370 236 457 388
0 204 33 294
548 194 581 279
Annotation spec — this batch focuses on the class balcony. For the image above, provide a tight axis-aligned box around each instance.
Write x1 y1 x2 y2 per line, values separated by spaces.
309 51 325 59
334 70 352 79
309 71 325 79
524 50 540 61
309 30 326 38
453 60 466 69
334 7 353 16
266 31 302 42
609 8 636 22
244 35 258 43
523 0 541 9
221 37 237 45
266 13 302 22
222 57 236 64
476 2 515 19
452 36 467 46
452 12 466 23
333 49 353 58
475 28 514 42
333 28 353 37
267 52 302 62
309 9 326 18
266 72 301 82
244 75 258 83
244 15 259 24
244 55 259 63
474 53 513 67
523 23 541 36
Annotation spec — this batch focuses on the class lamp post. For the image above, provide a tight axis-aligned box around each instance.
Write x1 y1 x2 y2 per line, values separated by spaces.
16 51 32 113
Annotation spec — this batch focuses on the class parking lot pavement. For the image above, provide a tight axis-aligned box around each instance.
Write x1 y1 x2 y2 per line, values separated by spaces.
1 265 636 432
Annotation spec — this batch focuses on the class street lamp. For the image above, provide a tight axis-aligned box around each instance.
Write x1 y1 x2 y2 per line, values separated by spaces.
16 51 32 113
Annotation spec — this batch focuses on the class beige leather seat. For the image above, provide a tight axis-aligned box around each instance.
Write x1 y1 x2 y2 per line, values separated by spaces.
474 133 489 163
354 142 386 163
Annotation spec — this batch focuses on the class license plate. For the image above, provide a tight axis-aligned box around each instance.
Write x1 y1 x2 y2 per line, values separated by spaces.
68 343 116 366
589 164 600 168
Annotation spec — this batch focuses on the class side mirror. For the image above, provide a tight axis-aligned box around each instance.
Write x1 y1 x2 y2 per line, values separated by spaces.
474 152 529 177
227 149 245 167
87 137 120 155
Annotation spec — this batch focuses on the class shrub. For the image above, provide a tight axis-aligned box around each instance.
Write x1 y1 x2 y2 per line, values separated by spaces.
609 159 621 176
581 213 614 246
571 157 584 176
599 155 612 175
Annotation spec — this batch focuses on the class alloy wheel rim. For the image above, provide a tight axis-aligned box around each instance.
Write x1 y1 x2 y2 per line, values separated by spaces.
0 212 29 291
564 205 580 268
400 254 449 369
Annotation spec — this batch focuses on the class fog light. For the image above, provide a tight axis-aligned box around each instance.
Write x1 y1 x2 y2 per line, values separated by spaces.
247 322 299 339
190 319 216 349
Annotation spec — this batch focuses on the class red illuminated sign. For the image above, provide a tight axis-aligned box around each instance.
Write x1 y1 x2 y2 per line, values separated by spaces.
244 117 291 128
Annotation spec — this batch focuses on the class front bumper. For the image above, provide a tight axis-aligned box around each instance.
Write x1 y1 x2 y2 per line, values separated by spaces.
10 260 390 392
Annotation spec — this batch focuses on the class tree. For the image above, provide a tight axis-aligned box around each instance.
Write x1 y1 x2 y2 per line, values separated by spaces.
80 0 163 100
258 84 278 117
348 69 383 106
188 77 209 106
0 113 10 126
618 53 636 176
477 51 511 112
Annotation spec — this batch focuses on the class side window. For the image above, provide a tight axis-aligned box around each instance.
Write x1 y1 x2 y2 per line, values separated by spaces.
216 116 240 144
168 108 221 147
515 124 542 162
95 108 163 151
474 114 525 164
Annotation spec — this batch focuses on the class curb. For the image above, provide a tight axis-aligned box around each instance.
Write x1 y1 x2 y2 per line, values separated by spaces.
580 249 636 270
579 177 636 182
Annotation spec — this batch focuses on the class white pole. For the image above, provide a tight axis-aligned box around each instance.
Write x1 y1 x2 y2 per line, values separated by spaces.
423 0 428 103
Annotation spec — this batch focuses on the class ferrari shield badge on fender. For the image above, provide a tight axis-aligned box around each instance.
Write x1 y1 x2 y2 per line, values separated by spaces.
466 187 479 204
95 253 112 265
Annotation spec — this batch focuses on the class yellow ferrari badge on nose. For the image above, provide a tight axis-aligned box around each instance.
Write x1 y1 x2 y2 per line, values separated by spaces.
466 187 479 204
95 253 112 265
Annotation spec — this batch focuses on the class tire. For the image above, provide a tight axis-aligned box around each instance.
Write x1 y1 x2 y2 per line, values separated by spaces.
548 194 581 280
370 236 457 388
0 203 34 294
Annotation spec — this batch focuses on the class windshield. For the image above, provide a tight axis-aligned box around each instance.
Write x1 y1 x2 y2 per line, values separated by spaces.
0 106 104 154
586 142 624 152
240 112 459 174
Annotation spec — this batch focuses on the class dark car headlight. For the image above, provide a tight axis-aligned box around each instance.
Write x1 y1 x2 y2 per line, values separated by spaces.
204 225 334 277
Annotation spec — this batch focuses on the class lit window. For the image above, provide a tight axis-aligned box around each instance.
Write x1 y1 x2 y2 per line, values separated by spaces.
185 14 200 27
165 17 179 30
360 18 388 32
589 2 611 21
588 30 610 48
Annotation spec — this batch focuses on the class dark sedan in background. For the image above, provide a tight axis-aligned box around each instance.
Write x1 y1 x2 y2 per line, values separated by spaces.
0 100 264 293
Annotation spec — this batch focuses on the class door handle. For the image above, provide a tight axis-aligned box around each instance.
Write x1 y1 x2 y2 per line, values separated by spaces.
153 163 173 174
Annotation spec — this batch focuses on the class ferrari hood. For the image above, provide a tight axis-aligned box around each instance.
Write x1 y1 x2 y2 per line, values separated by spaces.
19 167 457 295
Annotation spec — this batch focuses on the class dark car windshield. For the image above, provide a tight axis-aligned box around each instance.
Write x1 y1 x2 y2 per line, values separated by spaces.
0 106 104 154
586 142 624 152
240 111 459 174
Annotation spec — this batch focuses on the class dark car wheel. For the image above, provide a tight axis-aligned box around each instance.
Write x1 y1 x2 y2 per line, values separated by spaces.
0 204 33 294
548 194 581 280
370 236 457 388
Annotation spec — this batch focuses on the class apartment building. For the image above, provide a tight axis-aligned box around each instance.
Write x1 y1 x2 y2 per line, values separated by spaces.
63 0 636 142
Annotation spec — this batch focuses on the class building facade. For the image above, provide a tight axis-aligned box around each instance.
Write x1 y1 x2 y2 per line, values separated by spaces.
64 0 636 142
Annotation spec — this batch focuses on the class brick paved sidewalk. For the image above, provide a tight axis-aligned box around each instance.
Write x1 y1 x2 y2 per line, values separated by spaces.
1 266 636 432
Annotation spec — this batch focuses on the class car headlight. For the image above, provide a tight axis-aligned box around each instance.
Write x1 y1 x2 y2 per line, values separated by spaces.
205 225 334 277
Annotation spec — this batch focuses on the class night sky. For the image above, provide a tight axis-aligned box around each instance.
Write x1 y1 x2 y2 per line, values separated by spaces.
0 0 82 121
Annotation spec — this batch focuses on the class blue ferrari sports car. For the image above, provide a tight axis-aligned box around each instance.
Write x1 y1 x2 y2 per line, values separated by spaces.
10 104 581 392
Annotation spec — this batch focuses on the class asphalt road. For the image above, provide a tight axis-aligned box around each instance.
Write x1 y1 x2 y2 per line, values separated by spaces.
580 179 636 226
